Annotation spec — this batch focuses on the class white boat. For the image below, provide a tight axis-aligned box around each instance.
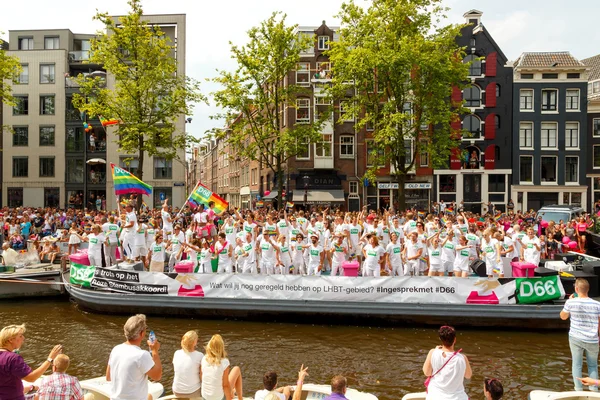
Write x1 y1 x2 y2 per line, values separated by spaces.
158 383 378 400
80 376 164 400
529 390 600 399
401 393 426 400
0 264 64 299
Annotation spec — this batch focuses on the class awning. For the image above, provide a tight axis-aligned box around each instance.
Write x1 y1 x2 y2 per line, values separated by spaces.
292 190 345 204
263 191 278 200
240 187 250 196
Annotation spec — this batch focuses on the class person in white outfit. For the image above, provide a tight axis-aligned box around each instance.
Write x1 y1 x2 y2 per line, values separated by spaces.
122 203 138 262
362 235 385 277
84 224 106 267
274 235 292 275
304 233 324 276
102 216 119 264
329 233 349 277
257 233 277 275
422 325 472 400
402 231 423 276
213 233 233 274
520 227 541 267
167 225 186 271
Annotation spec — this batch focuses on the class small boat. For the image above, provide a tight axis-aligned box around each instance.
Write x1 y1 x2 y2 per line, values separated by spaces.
0 264 64 299
80 376 164 400
529 390 600 399
401 393 426 400
158 383 378 400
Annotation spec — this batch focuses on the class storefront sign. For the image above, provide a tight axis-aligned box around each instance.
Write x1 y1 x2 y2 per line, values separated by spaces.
295 175 342 188
405 183 432 189
173 182 185 187
377 183 399 189
68 264 555 305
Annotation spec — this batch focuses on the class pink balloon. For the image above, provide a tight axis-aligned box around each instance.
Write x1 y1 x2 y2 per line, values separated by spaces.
541 220 549 228
568 241 578 249
562 236 570 244
264 191 270 196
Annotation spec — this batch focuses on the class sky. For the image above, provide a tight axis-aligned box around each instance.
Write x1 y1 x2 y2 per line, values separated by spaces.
2 0 599 142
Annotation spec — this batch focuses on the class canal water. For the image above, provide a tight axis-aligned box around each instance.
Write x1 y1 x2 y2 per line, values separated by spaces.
0 298 577 399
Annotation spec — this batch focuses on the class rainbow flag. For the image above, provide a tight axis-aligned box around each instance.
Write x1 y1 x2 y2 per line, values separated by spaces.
446 207 454 214
110 163 152 196
99 115 119 127
494 213 504 222
256 201 264 208
417 211 426 218
188 182 229 213
286 201 294 209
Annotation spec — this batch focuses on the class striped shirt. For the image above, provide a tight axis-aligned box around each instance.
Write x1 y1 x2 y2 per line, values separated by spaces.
563 297 600 343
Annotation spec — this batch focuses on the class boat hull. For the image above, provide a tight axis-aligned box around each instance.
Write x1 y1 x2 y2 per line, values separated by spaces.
0 266 64 299
65 278 568 329
529 390 600 399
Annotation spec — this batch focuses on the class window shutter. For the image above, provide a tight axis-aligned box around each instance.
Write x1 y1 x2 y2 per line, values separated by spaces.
452 86 462 105
450 148 461 170
486 52 497 77
484 145 496 169
485 82 497 108
485 113 496 139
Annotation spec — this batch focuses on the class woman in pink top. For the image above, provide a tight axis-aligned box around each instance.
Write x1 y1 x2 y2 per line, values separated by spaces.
576 216 591 252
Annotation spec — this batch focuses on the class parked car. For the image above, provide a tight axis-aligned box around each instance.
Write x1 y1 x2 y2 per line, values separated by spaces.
536 204 584 224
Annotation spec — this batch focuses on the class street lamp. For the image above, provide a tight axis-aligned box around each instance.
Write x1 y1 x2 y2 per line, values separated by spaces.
303 175 310 210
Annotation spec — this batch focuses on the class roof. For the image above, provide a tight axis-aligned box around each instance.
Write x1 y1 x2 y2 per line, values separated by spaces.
583 53 600 81
513 52 585 68
463 9 483 17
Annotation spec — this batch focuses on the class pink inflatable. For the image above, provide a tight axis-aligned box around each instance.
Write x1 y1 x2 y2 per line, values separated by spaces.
541 220 549 228
562 236 571 245
568 241 578 249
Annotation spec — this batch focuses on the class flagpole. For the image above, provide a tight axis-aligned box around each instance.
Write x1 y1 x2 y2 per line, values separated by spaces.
174 180 200 220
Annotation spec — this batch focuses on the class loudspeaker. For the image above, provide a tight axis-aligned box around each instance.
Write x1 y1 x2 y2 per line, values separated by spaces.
534 267 558 277
470 259 487 277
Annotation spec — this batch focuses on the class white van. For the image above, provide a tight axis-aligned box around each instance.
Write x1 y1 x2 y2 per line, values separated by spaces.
536 204 584 224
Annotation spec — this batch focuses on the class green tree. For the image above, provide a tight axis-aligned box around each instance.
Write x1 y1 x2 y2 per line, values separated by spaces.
73 0 204 202
212 12 324 209
328 0 470 209
0 35 23 111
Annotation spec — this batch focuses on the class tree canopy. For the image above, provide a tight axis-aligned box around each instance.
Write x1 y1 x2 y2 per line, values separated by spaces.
73 0 204 183
0 35 23 108
328 0 470 209
211 12 325 208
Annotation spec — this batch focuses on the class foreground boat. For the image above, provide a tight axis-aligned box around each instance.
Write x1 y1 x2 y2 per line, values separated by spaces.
0 264 64 299
80 376 163 400
63 265 569 329
401 393 425 399
529 390 600 399
157 383 377 400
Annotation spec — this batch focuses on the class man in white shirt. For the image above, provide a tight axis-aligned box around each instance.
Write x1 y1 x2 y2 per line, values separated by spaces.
122 203 138 262
161 200 174 240
107 314 162 400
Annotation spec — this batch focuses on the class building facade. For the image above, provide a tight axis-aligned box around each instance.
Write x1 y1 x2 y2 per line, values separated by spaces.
1 15 187 209
511 52 589 211
583 54 600 208
433 10 513 214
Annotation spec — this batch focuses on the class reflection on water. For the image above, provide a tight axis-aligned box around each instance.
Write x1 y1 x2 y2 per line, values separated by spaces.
0 298 577 400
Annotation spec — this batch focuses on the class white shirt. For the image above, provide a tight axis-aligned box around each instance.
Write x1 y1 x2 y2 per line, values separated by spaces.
87 233 106 256
426 349 468 400
386 242 402 265
172 350 203 394
201 357 231 400
255 389 286 400
150 242 166 262
125 211 138 234
102 223 119 244
363 244 385 270
108 343 154 400
330 241 348 265
258 238 277 265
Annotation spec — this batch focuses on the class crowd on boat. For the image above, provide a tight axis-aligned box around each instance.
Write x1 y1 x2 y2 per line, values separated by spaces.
0 199 595 278
0 315 508 400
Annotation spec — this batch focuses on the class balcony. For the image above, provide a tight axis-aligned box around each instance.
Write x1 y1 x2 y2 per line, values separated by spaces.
69 51 91 62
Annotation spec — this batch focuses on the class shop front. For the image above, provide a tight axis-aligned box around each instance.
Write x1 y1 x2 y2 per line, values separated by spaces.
366 182 431 212
291 173 346 210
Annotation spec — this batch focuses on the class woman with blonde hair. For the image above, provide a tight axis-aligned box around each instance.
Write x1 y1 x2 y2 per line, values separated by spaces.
201 334 243 400
0 324 63 399
172 330 203 398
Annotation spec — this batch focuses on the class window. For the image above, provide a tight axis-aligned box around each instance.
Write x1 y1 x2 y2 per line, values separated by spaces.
66 159 84 183
567 73 580 79
404 139 413 167
298 32 314 55
12 126 28 146
463 54 481 76
40 95 55 115
463 85 481 107
419 140 429 167
296 62 310 86
463 115 481 139
439 175 456 192
519 122 533 148
594 118 600 137
496 84 501 97
315 134 332 157
541 122 557 148
519 89 533 110
12 157 28 177
521 73 534 79
314 62 331 79
318 36 329 50
39 157 55 177
349 181 359 194
66 127 84 152
8 188 23 208
13 95 28 115
153 188 172 209
339 100 353 122
39 126 55 146
340 136 354 158
18 64 28 84
565 122 579 149
153 158 172 179
296 98 310 123
541 89 557 111
120 157 139 176
542 73 558 79
595 146 600 169
494 115 500 130
44 37 59 49
488 174 505 193
366 141 383 166
18 37 33 50
565 89 580 110
40 64 55 83
44 188 60 208
541 156 557 183
565 157 578 183
470 38 476 47
297 139 310 159
519 156 533 183
595 81 600 94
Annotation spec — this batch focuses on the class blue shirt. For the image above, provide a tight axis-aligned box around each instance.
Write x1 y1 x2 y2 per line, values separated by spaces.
563 297 600 343
324 393 349 400
20 222 31 235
